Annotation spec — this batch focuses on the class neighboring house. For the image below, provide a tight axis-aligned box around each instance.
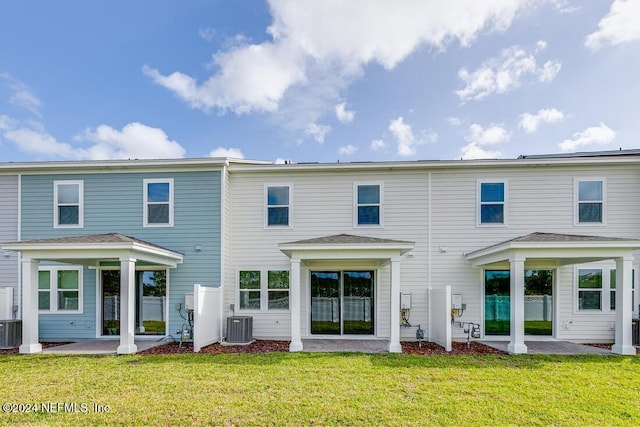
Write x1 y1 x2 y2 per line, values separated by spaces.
1 150 640 355
1 159 227 354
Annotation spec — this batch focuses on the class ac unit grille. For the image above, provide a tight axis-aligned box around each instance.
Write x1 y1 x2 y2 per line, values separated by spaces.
226 316 253 343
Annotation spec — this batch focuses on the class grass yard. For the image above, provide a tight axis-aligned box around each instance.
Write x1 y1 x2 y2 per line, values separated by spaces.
0 352 639 426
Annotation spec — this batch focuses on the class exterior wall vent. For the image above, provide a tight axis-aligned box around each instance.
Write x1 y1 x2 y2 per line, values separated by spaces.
226 316 253 343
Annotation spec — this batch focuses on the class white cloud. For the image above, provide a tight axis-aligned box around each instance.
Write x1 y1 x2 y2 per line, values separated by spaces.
335 102 355 124
338 144 357 156
389 117 416 156
459 143 502 160
585 0 640 51
558 123 616 152
447 117 463 127
145 0 534 123
3 127 76 158
518 108 564 133
456 42 561 101
466 123 510 145
304 122 331 143
198 27 217 43
80 122 186 160
0 73 42 116
210 147 245 158
370 139 386 151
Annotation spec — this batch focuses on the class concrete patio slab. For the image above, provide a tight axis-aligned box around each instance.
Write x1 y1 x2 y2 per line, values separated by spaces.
42 339 167 355
482 340 612 355
302 339 389 353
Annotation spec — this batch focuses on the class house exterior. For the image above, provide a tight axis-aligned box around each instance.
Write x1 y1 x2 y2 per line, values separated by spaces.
2 150 640 355
0 173 19 320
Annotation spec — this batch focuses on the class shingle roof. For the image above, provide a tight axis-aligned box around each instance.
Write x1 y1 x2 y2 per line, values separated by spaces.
4 233 176 252
282 234 414 245
507 232 636 243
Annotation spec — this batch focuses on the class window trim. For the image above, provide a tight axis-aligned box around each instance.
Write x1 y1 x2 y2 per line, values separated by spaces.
53 180 84 229
476 179 508 227
354 182 384 228
574 178 607 226
236 268 290 312
143 178 174 227
38 266 83 314
264 184 293 228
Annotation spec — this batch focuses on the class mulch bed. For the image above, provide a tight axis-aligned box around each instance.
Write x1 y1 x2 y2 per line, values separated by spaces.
402 341 507 355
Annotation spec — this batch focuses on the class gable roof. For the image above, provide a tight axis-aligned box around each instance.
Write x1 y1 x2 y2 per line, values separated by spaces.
282 234 413 246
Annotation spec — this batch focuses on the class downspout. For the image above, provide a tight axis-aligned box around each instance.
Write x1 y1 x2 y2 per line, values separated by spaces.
427 172 432 341
17 174 22 320
219 162 228 342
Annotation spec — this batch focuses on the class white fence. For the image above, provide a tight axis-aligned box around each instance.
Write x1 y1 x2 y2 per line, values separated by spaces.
485 295 553 321
0 287 12 320
103 296 166 321
429 286 452 351
311 297 372 322
193 284 222 352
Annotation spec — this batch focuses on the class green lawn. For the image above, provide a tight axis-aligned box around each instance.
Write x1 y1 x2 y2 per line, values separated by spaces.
0 353 639 426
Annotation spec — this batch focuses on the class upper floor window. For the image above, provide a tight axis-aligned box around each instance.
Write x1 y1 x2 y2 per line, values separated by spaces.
54 180 83 228
355 183 382 226
144 179 173 227
478 181 507 225
38 266 82 313
576 179 605 224
265 185 291 227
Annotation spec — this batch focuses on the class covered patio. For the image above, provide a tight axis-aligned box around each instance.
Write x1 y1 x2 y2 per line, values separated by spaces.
279 234 414 353
466 232 640 355
1 233 183 355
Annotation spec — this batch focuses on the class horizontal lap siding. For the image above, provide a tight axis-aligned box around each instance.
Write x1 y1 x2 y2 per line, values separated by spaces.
21 171 222 339
227 170 429 340
0 175 19 310
430 164 640 340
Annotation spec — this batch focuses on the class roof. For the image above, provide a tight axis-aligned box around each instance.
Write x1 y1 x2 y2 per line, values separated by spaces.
282 234 414 245
3 233 164 246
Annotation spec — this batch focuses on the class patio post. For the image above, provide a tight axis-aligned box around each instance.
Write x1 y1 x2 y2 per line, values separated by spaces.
117 257 138 355
389 256 402 353
19 257 42 354
612 256 635 355
508 256 527 354
289 258 303 352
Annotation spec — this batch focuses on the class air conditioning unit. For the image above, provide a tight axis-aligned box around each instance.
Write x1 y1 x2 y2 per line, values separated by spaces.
226 316 253 343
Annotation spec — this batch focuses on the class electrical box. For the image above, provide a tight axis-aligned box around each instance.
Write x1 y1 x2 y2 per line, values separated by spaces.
452 293 462 310
401 293 412 310
185 293 194 311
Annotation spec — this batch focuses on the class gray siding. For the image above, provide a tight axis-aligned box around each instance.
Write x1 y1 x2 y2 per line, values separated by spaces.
0 175 19 314
21 171 222 339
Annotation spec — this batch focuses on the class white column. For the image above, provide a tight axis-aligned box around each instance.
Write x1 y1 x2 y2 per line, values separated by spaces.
389 256 402 353
19 257 42 354
117 257 137 355
289 258 303 352
508 256 527 354
612 256 635 355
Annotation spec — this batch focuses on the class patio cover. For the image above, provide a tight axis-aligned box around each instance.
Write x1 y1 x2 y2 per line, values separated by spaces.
1 233 183 355
465 232 640 355
279 234 414 353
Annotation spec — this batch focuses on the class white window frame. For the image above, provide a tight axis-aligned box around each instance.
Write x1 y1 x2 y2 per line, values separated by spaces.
476 179 508 227
574 178 606 226
236 268 290 312
354 182 384 228
573 262 636 315
38 266 83 314
53 180 84 229
143 178 174 227
264 184 292 228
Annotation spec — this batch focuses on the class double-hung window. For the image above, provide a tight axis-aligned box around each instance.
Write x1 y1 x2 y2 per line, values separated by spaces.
576 179 605 224
38 266 82 313
54 180 83 228
238 269 290 311
576 264 636 313
265 185 291 227
478 180 507 225
355 183 382 226
577 268 602 310
144 179 174 227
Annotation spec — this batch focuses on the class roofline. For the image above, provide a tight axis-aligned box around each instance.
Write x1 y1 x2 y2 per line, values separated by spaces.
465 239 640 260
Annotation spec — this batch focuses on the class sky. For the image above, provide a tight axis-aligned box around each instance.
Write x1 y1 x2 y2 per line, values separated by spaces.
1 1 639 164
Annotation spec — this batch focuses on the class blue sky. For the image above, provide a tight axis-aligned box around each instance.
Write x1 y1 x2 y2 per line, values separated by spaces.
1 1 639 163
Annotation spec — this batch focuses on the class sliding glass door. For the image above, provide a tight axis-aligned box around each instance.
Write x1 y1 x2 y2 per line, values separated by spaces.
310 270 374 335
